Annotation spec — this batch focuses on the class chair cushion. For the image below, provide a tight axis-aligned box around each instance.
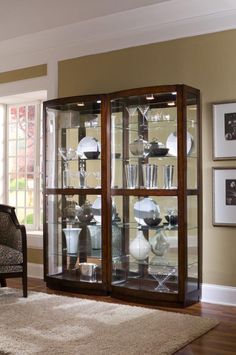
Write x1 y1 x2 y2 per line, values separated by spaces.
0 244 23 266
0 265 22 272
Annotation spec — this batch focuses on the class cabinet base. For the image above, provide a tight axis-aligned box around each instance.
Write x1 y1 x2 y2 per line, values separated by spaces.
45 276 108 296
45 276 201 307
111 289 201 308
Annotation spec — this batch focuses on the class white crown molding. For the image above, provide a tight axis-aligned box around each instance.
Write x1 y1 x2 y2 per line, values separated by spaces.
0 0 236 72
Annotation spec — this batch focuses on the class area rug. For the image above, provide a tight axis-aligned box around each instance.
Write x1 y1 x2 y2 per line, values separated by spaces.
0 288 218 355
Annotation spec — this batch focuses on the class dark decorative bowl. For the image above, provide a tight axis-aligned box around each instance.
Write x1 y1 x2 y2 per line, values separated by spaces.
149 147 169 157
84 151 100 159
149 139 169 157
144 217 162 227
165 215 178 225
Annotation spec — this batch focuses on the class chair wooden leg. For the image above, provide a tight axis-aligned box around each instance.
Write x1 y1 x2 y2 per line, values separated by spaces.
0 279 7 287
22 274 28 297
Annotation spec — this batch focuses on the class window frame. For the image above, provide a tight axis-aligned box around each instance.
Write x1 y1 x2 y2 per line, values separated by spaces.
5 100 43 231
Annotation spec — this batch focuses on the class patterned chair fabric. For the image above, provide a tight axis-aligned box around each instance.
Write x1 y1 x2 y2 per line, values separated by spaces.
0 265 22 273
0 245 23 265
0 212 22 251
0 205 27 297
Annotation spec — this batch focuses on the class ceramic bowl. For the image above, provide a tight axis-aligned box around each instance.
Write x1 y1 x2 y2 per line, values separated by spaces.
149 139 169 157
84 151 100 159
134 198 160 226
143 217 162 227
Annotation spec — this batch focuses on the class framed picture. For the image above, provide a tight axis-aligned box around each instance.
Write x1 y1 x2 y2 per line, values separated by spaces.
212 167 236 226
213 102 236 160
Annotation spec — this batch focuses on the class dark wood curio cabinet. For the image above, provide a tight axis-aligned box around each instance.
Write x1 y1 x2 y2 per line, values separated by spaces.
43 85 201 307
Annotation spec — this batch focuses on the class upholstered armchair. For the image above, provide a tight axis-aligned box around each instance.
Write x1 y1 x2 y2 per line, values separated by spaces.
0 204 27 297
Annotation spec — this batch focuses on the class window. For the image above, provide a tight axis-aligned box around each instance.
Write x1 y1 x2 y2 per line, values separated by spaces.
6 102 43 230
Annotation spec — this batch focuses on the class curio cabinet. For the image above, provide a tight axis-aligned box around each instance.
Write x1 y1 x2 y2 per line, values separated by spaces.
43 85 201 306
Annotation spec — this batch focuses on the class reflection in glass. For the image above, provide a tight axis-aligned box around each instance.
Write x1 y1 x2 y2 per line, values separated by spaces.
163 165 174 189
126 105 138 118
58 147 77 188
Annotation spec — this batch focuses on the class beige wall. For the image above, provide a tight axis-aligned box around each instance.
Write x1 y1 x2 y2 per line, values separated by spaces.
58 29 236 287
28 249 43 264
0 64 47 84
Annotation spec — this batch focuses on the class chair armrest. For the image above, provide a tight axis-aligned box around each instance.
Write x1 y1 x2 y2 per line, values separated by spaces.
19 224 27 256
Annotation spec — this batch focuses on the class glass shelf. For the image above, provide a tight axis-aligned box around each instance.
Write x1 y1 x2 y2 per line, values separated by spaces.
45 188 102 194
55 125 102 131
49 158 102 162
112 254 197 270
114 155 176 161
113 222 197 231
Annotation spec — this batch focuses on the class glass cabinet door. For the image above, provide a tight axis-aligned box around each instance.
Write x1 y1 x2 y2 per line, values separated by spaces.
110 90 180 296
111 195 179 294
45 100 101 190
111 92 178 190
44 97 106 287
185 89 200 293
46 193 103 283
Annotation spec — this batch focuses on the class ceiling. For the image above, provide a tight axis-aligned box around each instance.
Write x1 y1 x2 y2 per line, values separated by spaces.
0 0 170 41
0 0 236 81
1 0 236 44
0 0 236 103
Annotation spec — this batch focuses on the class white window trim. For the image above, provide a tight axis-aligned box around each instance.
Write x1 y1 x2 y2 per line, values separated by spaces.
5 100 43 231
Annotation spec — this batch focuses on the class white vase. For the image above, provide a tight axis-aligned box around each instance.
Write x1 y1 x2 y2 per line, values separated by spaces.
63 228 81 255
129 230 151 261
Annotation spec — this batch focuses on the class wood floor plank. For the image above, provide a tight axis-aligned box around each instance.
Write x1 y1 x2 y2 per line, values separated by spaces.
3 277 236 355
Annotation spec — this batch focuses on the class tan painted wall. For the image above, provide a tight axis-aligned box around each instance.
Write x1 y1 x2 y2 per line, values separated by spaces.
58 29 236 287
28 249 43 264
0 64 47 84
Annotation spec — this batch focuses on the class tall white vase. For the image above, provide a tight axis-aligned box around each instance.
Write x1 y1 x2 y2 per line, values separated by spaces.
63 228 81 255
129 229 151 261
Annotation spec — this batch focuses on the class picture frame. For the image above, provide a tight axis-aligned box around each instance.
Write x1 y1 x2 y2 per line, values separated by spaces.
213 102 236 160
212 167 236 226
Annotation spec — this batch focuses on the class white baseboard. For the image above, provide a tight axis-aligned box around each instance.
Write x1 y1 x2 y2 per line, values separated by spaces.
201 283 236 307
28 262 44 279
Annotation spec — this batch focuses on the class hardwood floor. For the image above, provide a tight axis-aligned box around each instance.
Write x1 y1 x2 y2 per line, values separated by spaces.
5 277 236 354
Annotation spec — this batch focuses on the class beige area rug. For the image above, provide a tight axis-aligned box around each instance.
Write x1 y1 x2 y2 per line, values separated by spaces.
0 288 218 355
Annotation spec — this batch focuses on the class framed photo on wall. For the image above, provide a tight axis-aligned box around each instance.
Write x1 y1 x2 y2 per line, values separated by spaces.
213 167 236 226
213 102 236 160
